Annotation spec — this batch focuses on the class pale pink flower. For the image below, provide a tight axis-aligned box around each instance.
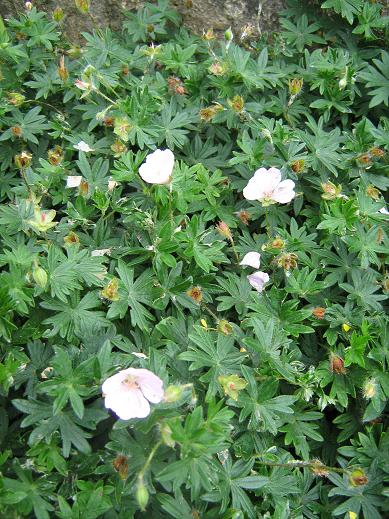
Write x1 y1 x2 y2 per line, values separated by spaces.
74 79 90 91
247 271 270 292
74 141 94 153
102 368 164 420
66 175 82 188
139 149 174 185
240 251 261 269
243 167 295 206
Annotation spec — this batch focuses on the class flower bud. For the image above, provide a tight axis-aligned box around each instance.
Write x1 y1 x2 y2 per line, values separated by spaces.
363 379 377 399
366 185 380 201
217 319 233 335
100 278 120 302
15 151 32 169
67 46 81 59
186 286 202 304
218 374 247 400
202 28 215 40
321 181 342 200
164 385 184 403
349 468 368 487
25 2 33 11
32 265 48 289
160 423 175 447
136 478 149 511
224 27 233 41
208 62 225 76
338 77 347 90
64 231 80 246
276 252 298 271
369 147 384 158
291 159 305 173
112 455 129 480
342 323 351 332
48 145 64 166
200 319 208 329
58 55 69 81
330 354 346 375
288 78 303 96
75 0 90 13
216 221 232 240
53 7 64 22
11 126 22 138
8 92 25 106
228 95 244 113
235 210 250 225
312 307 326 319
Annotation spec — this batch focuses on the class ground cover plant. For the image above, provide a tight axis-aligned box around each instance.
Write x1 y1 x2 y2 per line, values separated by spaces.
0 0 388 517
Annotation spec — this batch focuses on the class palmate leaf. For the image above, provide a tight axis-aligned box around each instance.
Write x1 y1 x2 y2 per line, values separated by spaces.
12 398 106 457
234 367 296 433
41 291 110 340
107 260 154 330
321 0 364 24
360 51 389 107
179 327 244 398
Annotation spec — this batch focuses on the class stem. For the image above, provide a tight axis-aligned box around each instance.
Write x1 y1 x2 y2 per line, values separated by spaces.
20 168 32 198
138 440 163 480
229 238 240 265
254 459 348 475
264 207 271 237
201 303 219 322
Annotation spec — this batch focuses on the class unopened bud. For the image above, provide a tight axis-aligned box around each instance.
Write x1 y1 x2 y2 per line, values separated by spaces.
100 278 120 302
342 323 351 332
25 2 33 11
53 7 64 22
15 151 32 169
218 374 247 400
291 159 305 173
112 455 129 480
288 78 303 96
136 478 149 511
217 319 233 335
312 307 326 319
58 55 69 81
32 265 48 289
8 92 25 106
228 95 244 113
64 231 80 246
366 185 381 201
67 45 81 59
164 385 184 403
321 181 342 200
338 77 347 90
202 28 215 41
160 423 175 447
74 0 90 13
349 468 368 487
224 27 233 41
216 221 232 240
330 354 346 375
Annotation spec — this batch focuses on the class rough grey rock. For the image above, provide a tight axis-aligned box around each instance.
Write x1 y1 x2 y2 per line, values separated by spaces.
0 0 286 42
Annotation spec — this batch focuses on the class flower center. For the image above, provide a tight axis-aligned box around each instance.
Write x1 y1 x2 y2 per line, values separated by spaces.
263 190 274 199
122 375 140 390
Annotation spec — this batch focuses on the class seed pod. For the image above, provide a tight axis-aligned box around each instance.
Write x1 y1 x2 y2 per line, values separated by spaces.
32 266 48 289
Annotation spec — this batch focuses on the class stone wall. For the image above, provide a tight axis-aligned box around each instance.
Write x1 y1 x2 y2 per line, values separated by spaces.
0 0 286 41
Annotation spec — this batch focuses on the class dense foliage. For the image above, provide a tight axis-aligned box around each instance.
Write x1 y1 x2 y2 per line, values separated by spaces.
0 0 388 517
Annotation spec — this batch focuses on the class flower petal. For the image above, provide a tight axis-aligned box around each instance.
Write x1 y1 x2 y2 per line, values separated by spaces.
66 175 82 188
139 148 174 184
247 271 270 292
105 388 151 420
240 251 261 269
102 371 127 395
273 179 295 204
243 177 266 201
134 369 164 404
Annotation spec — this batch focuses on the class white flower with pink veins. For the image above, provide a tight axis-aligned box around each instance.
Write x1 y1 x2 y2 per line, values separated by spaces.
102 368 164 420
247 271 270 293
243 167 295 206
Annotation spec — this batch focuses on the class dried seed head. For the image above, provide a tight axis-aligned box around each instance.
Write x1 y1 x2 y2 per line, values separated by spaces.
101 278 120 302
291 159 305 173
312 307 326 319
187 286 202 304
11 126 22 138
276 252 298 271
216 221 232 240
112 455 129 480
310 459 329 477
366 185 381 201
288 78 304 96
217 319 233 335
349 468 368 487
369 147 384 157
15 151 32 169
228 95 244 113
64 231 80 246
330 354 346 375
235 210 250 225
